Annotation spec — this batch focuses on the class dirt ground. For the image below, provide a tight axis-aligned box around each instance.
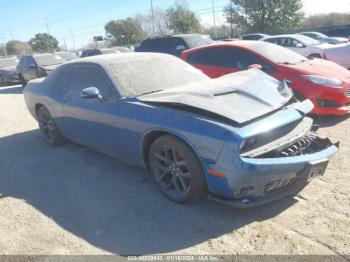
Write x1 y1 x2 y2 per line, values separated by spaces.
0 84 349 256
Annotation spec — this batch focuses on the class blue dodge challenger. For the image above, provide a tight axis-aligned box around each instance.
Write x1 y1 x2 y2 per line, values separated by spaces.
23 53 338 207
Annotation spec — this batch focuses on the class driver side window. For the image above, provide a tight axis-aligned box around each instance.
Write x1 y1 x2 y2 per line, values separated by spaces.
63 65 117 101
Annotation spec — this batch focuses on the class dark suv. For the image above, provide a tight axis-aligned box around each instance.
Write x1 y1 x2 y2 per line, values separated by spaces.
138 34 214 57
18 53 66 86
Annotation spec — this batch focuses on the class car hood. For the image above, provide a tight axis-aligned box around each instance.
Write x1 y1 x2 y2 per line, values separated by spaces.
137 69 293 125
284 59 350 81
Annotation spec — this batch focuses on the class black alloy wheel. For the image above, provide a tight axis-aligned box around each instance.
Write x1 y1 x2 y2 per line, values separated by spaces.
149 135 206 203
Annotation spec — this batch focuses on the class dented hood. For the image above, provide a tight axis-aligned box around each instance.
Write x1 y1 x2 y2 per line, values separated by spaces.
137 69 293 124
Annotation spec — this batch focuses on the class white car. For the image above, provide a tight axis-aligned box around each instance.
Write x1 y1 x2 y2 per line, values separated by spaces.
260 34 323 58
323 43 350 69
298 31 348 45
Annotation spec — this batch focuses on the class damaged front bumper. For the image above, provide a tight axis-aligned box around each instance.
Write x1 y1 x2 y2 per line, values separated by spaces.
206 140 338 208
204 100 338 208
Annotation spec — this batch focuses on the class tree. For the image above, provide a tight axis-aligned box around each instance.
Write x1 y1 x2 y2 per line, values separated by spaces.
166 0 203 34
303 13 350 29
105 18 147 45
204 25 232 39
0 46 6 56
28 33 59 52
136 8 172 37
6 40 32 55
224 0 304 34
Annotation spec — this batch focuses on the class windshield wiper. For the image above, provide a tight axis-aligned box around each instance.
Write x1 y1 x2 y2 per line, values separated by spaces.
138 89 163 96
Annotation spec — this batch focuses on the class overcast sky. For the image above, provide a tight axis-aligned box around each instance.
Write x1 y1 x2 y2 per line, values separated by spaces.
0 0 349 49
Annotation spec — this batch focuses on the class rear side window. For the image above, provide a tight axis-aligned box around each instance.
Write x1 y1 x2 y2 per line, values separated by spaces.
264 38 279 44
186 48 220 66
219 47 268 69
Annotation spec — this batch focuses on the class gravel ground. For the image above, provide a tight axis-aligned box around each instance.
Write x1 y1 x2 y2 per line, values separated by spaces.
0 84 349 256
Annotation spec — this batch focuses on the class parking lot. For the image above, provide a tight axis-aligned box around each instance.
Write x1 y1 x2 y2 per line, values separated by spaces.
0 84 349 256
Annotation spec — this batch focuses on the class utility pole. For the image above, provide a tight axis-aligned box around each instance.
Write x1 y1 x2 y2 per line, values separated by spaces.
151 0 155 37
45 17 50 35
70 29 76 51
211 0 217 39
63 38 67 51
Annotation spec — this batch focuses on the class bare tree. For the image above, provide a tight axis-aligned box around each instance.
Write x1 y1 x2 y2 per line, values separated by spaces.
136 8 172 37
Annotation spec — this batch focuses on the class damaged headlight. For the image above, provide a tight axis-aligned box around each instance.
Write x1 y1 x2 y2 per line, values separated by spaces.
303 75 343 88
240 137 257 152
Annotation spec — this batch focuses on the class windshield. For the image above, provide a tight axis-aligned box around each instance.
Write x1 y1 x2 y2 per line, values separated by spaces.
0 57 18 68
183 35 214 49
248 42 308 64
34 54 66 66
106 54 209 97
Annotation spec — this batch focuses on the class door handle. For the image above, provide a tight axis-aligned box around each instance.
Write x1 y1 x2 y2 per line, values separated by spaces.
63 97 70 103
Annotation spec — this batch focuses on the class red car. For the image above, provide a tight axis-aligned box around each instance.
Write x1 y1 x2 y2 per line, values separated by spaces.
181 41 350 116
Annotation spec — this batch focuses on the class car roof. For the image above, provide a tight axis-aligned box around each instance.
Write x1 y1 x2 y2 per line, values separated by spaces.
183 40 271 53
66 52 176 67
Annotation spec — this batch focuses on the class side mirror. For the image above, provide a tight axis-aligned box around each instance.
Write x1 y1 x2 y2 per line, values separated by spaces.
296 43 304 48
29 64 36 69
248 64 263 70
81 87 104 102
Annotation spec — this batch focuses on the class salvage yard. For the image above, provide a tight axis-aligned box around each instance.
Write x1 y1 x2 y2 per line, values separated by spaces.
0 84 349 256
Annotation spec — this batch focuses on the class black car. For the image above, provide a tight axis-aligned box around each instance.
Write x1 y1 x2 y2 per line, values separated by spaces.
0 56 20 86
138 34 214 57
17 53 66 86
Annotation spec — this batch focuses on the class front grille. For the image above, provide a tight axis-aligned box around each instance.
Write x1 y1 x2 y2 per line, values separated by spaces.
264 177 296 193
345 88 350 97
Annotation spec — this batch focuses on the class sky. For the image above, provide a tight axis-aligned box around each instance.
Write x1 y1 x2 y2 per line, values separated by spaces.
0 0 349 50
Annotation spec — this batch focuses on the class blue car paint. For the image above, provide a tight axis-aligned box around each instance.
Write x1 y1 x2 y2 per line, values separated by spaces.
23 61 337 206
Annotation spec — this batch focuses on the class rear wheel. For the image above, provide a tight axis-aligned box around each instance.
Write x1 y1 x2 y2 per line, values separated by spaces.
149 135 206 203
37 106 65 146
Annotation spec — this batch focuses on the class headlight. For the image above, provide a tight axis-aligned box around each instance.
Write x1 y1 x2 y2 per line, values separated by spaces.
239 137 257 152
303 75 343 87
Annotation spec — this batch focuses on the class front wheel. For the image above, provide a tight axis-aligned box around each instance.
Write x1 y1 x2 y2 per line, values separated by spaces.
37 106 65 146
19 74 27 87
149 135 206 203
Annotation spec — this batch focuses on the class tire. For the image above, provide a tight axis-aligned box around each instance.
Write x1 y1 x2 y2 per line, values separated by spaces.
148 135 206 203
37 106 65 146
19 74 27 87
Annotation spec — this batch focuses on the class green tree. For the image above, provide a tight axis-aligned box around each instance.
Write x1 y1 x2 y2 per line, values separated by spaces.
166 0 202 33
28 33 59 52
105 18 147 45
6 40 32 55
224 0 304 34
